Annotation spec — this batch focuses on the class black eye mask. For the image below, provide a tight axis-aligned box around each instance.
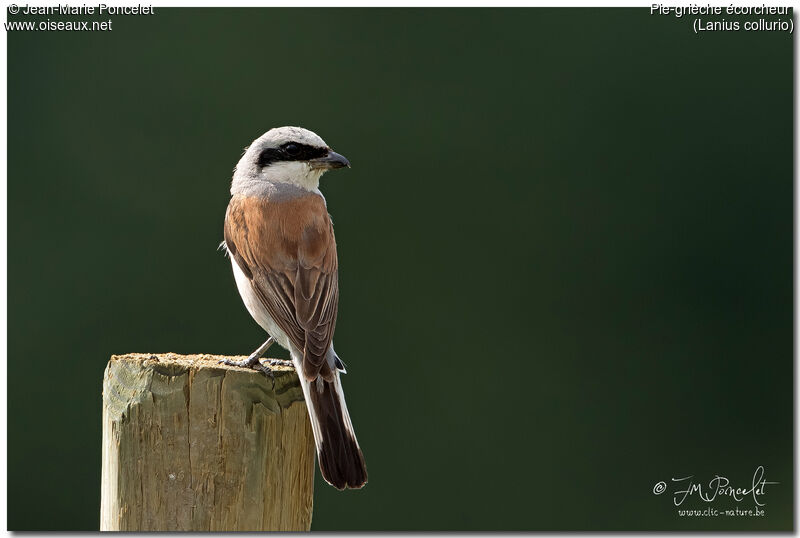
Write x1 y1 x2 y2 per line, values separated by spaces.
258 142 328 168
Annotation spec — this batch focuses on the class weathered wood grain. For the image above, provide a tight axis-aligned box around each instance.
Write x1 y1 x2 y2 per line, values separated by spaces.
100 353 315 531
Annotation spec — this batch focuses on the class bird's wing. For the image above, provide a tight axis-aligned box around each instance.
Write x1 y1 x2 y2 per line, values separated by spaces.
224 193 338 381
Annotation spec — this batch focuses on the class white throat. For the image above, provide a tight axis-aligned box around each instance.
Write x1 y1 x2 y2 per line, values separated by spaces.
231 161 324 196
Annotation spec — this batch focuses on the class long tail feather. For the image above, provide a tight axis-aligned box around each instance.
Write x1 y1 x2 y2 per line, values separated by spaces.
293 356 367 490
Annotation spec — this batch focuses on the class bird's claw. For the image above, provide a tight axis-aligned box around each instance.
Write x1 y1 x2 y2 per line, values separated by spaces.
218 356 275 385
219 356 258 368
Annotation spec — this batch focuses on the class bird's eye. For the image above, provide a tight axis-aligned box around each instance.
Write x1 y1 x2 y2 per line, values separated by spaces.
284 143 300 156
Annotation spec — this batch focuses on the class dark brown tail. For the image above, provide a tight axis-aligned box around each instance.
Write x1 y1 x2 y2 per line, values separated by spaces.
303 374 367 490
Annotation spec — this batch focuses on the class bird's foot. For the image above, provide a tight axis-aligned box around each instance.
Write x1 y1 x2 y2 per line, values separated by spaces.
218 354 261 368
267 359 294 368
219 355 275 381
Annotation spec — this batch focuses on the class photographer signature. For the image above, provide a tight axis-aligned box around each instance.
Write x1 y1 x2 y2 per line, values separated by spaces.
653 466 778 507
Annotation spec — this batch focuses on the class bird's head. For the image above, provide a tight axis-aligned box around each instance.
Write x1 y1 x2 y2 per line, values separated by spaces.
231 126 350 195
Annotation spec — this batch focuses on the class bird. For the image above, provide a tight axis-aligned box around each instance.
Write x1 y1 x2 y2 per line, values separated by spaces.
220 126 367 490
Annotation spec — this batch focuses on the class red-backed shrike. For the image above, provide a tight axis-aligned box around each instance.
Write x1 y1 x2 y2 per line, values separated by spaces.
220 126 366 490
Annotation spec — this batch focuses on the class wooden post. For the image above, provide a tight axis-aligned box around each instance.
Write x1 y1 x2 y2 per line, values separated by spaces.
100 353 315 531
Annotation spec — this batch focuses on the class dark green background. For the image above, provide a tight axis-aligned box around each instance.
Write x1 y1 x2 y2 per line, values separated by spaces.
8 8 793 531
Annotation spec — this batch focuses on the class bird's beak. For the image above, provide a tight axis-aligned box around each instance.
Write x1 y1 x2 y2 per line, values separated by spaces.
310 150 351 170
